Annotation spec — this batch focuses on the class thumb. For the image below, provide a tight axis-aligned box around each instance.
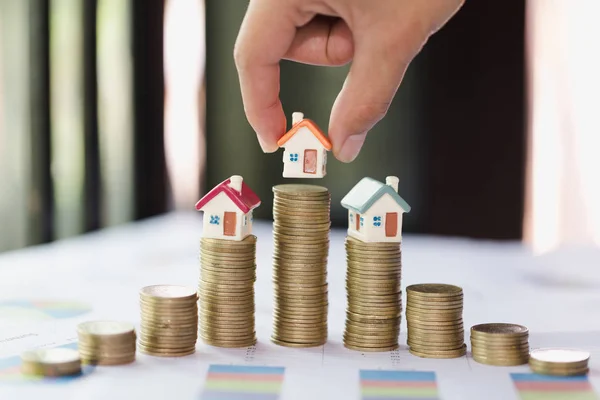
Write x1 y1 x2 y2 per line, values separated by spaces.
329 24 427 163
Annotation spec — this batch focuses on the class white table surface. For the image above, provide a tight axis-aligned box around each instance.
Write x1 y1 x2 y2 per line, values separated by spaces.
0 211 599 400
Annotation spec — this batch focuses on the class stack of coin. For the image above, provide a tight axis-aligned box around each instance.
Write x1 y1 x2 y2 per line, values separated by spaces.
343 236 402 352
529 348 590 376
406 284 466 358
77 321 136 365
199 235 257 347
21 348 81 377
271 184 330 347
470 323 529 366
138 285 198 357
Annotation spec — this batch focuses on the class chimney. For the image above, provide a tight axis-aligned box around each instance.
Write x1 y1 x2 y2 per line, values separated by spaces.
386 176 399 193
229 175 243 193
292 112 304 125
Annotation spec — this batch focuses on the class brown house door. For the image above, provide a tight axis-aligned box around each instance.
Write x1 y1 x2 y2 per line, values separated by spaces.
223 212 236 236
385 213 398 237
303 149 317 174
356 213 361 231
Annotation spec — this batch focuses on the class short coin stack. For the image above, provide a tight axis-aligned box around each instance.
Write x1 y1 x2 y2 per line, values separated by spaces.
470 323 529 366
529 348 590 376
199 235 257 347
138 285 198 357
406 284 466 358
271 184 330 347
21 348 81 377
343 236 402 352
77 321 136 365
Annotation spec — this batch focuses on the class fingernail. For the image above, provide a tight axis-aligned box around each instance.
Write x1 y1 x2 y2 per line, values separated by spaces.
257 135 278 153
337 133 366 163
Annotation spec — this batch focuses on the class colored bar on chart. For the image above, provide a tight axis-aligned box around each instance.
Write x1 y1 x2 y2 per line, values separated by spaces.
511 373 599 400
201 365 285 400
360 370 440 400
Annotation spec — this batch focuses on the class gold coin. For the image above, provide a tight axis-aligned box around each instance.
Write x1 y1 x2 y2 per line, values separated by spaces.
406 283 462 295
270 337 326 348
408 332 464 342
409 344 466 359
470 323 528 337
343 342 399 352
472 354 529 366
140 285 198 301
273 184 329 195
202 338 257 348
137 344 195 357
528 348 590 371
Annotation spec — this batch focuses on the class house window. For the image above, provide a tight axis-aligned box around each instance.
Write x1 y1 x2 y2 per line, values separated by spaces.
209 215 220 225
243 214 248 226
360 216 364 227
373 216 382 227
289 153 299 162
349 213 354 223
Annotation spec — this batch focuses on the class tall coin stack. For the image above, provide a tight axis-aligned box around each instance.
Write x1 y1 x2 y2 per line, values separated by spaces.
199 235 257 347
470 323 530 366
406 284 466 358
343 236 402 352
271 184 330 347
77 321 136 365
138 285 198 357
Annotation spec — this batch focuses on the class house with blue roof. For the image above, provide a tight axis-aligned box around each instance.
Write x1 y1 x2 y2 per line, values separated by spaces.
341 176 411 243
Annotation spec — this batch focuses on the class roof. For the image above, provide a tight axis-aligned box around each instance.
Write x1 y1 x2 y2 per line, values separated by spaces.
341 177 411 214
277 119 332 150
195 178 261 214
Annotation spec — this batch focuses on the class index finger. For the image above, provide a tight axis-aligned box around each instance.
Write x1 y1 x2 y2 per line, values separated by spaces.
234 0 300 152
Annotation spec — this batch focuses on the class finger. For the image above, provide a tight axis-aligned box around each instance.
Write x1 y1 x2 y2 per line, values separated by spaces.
234 0 304 152
284 17 353 66
329 22 428 162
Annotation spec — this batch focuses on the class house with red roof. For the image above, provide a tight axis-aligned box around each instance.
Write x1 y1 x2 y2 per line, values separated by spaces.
277 112 332 178
195 175 261 241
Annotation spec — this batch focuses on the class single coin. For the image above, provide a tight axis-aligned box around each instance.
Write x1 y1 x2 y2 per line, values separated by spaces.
21 348 82 377
529 348 590 365
140 285 197 300
137 344 195 357
406 283 463 296
343 342 399 352
409 344 467 359
271 337 326 348
471 323 528 337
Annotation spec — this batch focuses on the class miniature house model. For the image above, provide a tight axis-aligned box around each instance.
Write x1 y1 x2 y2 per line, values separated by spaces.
277 112 332 178
341 176 411 243
195 175 261 241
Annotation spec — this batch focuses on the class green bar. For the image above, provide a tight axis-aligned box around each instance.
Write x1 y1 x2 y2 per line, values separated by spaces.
204 380 282 394
520 392 598 400
361 387 438 397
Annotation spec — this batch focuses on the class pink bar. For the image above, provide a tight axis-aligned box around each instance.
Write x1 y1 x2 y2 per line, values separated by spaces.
206 372 284 382
515 381 593 391
361 380 437 389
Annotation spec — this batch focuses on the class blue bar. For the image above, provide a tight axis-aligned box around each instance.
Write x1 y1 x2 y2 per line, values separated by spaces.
201 390 279 400
208 365 285 375
360 370 436 382
363 397 440 400
510 373 589 382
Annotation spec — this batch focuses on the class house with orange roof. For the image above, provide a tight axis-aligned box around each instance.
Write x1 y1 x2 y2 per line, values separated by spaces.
277 112 332 178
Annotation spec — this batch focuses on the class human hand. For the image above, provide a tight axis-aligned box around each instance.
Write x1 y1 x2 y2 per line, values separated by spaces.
234 0 464 162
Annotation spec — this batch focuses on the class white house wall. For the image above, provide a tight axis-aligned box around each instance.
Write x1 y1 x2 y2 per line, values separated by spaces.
346 193 405 243
201 192 249 241
282 127 326 178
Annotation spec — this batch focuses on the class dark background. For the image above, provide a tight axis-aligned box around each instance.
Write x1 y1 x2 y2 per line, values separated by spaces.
0 0 526 255
206 0 526 239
